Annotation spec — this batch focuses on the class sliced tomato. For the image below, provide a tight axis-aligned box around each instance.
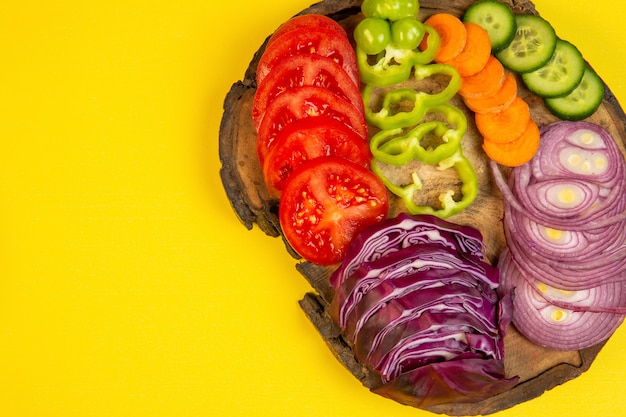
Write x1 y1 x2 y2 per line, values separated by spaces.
279 157 389 266
256 26 360 87
252 54 364 130
263 117 372 198
267 14 347 47
256 86 368 165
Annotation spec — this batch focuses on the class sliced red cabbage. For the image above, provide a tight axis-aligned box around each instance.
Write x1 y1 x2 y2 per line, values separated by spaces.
352 279 497 365
371 356 518 408
329 242 498 331
345 271 490 341
329 213 487 289
328 214 516 407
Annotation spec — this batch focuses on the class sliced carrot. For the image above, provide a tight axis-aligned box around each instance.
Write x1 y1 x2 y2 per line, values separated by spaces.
443 22 492 77
475 96 531 144
423 13 467 63
483 119 541 167
463 71 518 114
459 56 505 99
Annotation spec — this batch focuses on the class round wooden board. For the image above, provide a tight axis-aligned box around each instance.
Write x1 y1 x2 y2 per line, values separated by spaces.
218 0 626 414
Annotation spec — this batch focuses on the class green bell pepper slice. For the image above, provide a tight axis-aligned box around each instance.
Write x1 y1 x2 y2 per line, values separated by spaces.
370 103 468 165
371 149 478 219
356 23 441 87
362 63 462 130
361 0 419 22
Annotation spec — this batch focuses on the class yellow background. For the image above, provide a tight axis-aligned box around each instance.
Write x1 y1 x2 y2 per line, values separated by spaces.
1 1 625 416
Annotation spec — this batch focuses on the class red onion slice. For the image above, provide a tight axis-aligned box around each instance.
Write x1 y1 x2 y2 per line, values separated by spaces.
492 121 626 350
502 262 625 350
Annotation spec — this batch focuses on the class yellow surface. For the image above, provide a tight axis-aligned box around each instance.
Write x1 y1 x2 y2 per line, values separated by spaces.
1 1 625 416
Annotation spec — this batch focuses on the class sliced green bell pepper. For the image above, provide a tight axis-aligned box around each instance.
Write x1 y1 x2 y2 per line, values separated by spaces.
356 22 441 87
361 0 419 22
362 63 462 130
370 103 467 165
371 149 478 219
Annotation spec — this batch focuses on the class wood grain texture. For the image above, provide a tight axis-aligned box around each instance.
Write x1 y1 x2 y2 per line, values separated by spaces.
218 0 626 414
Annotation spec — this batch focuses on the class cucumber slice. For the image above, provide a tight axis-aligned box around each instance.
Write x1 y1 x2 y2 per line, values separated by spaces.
463 0 516 53
544 67 604 121
522 39 586 98
495 14 557 73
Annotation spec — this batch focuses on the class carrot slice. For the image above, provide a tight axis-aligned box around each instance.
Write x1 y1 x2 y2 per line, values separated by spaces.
475 96 531 144
483 119 541 167
463 71 517 114
424 13 467 63
443 22 492 77
459 56 505 99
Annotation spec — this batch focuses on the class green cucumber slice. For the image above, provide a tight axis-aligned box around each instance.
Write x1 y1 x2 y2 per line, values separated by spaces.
495 14 557 73
522 39 586 98
544 66 604 121
463 0 516 53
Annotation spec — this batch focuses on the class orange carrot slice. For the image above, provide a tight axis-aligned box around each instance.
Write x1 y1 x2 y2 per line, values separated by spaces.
459 56 505 99
443 22 492 77
475 96 531 144
424 13 467 63
463 71 517 114
483 119 541 167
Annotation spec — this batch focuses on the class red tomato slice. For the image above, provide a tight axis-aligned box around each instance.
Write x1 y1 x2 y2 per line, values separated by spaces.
267 14 347 46
256 86 368 165
263 117 372 198
256 26 360 87
279 157 389 266
252 54 364 130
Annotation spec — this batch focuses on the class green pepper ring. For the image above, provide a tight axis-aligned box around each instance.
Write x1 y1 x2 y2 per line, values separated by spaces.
363 63 462 130
356 23 441 87
370 103 467 165
371 149 478 219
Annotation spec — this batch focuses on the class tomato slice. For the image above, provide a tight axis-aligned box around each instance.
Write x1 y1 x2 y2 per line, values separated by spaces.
256 86 368 165
252 54 364 130
267 14 347 47
263 117 372 198
256 26 360 87
279 157 389 266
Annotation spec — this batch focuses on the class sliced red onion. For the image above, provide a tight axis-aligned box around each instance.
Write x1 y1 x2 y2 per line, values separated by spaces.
525 179 601 218
504 202 626 262
492 121 626 351
503 217 626 290
499 248 626 314
498 249 625 350
532 121 625 188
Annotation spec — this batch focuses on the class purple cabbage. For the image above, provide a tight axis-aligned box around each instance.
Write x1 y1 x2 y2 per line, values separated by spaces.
329 213 487 289
328 214 518 407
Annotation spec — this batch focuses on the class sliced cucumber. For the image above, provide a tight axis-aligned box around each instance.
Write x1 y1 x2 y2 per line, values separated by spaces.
544 66 604 121
522 39 586 98
463 0 516 53
496 14 557 73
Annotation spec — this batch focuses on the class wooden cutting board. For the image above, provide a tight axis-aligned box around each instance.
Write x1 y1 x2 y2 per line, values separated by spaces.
218 0 626 414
